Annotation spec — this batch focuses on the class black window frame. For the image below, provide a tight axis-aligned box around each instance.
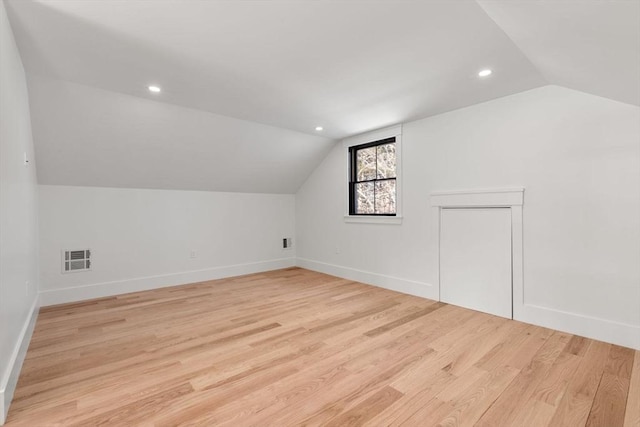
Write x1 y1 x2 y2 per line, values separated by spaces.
348 136 397 216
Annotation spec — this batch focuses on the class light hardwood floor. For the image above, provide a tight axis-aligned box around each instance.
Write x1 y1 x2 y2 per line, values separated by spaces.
6 268 639 426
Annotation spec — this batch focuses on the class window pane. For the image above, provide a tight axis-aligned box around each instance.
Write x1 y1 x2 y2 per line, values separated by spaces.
356 147 377 181
375 180 396 214
355 182 375 214
376 143 396 179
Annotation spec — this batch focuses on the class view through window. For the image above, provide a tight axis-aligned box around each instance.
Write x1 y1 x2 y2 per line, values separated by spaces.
349 137 396 215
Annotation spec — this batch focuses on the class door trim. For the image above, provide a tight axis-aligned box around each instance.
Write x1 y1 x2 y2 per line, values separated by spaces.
430 188 524 319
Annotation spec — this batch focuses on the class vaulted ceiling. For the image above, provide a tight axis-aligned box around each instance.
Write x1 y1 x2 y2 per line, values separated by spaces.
5 0 639 193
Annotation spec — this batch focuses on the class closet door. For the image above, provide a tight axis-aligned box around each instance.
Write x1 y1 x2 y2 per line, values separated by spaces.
440 207 512 319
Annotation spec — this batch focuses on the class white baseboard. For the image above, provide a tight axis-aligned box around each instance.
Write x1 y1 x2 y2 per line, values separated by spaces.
296 258 437 300
39 258 296 306
0 295 39 426
295 257 639 351
517 303 640 350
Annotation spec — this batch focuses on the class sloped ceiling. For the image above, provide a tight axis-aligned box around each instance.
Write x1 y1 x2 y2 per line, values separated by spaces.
26 76 334 193
4 0 639 193
477 0 640 107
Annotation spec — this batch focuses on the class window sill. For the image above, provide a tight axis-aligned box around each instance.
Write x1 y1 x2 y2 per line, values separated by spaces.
344 215 403 225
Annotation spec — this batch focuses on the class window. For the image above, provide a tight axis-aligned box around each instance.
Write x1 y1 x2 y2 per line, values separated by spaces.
343 124 402 224
349 137 397 215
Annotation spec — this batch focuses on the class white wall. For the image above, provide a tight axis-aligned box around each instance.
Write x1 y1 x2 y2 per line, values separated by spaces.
0 1 40 423
39 185 295 305
296 85 640 349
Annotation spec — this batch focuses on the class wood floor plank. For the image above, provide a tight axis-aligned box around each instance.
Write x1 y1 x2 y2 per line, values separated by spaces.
363 302 446 337
364 370 456 426
281 347 434 426
437 364 521 426
396 397 456 427
509 399 557 427
548 340 612 426
565 335 590 356
472 322 534 371
67 382 195 426
586 373 630 427
624 351 640 427
532 350 583 407
606 344 636 379
324 385 404 427
475 331 571 426
5 267 637 426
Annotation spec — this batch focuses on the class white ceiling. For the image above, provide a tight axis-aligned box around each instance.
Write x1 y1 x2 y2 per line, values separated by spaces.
477 0 640 107
26 75 334 193
7 0 549 139
4 0 639 193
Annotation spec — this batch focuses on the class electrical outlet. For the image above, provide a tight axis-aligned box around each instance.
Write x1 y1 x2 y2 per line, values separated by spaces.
190 250 197 258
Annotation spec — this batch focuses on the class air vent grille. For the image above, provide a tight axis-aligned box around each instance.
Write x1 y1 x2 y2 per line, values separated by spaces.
63 249 91 273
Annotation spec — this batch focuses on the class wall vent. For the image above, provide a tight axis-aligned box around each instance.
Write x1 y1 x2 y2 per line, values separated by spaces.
62 249 91 273
282 238 293 249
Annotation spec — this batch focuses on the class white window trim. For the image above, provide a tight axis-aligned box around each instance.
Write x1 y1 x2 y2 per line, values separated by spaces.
343 124 403 224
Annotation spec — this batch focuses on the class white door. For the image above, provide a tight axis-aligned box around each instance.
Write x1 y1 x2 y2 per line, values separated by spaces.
440 207 512 319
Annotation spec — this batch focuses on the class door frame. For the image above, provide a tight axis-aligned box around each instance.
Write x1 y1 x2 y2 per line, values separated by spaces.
430 188 524 320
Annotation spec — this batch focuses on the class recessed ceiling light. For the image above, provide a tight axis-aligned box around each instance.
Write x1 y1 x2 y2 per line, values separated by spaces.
148 85 161 93
478 69 492 77
315 126 323 131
